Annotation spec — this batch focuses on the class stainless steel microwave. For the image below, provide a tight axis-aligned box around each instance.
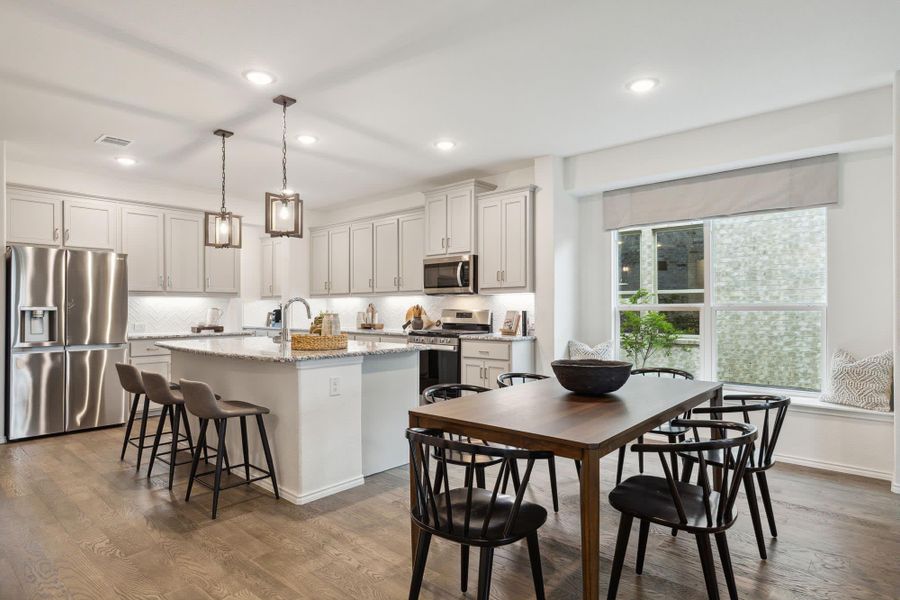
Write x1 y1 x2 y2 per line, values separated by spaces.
423 255 477 295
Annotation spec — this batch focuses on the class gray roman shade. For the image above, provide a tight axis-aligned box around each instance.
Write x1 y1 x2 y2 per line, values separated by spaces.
602 154 839 230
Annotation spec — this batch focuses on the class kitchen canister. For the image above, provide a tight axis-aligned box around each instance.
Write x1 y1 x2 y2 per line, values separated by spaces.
321 313 341 336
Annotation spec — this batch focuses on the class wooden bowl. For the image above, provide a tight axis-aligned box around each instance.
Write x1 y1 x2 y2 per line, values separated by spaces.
551 359 633 396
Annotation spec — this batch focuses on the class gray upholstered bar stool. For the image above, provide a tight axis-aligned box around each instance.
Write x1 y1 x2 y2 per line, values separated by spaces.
141 371 201 490
180 379 279 519
116 363 165 471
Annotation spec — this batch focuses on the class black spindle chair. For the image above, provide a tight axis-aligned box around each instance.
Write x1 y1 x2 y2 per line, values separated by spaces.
407 427 550 600
607 419 758 600
615 367 695 484
495 373 561 512
678 395 790 559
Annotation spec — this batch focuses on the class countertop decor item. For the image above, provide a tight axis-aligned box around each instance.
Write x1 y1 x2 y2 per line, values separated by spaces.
265 95 302 238
204 129 242 248
551 359 633 395
291 333 348 351
500 310 521 336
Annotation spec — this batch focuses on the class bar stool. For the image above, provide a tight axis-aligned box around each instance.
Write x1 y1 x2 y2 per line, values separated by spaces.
116 363 163 470
141 370 202 490
180 379 279 519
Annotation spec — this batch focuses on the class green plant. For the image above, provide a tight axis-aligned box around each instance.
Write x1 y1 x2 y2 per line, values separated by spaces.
619 289 682 368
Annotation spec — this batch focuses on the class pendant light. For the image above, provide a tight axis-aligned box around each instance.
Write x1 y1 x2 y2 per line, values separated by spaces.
205 129 242 248
265 95 303 238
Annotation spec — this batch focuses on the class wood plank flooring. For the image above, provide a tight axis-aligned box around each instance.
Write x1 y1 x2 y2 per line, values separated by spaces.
1 420 898 599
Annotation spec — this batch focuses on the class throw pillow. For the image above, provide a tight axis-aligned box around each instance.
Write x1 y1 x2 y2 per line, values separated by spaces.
821 349 893 412
568 340 612 360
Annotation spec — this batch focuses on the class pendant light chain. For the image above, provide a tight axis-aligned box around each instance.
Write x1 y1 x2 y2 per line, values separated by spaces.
220 133 227 214
281 101 288 194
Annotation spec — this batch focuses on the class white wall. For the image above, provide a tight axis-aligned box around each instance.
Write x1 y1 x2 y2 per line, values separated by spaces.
566 86 893 195
0 142 6 443
893 72 900 494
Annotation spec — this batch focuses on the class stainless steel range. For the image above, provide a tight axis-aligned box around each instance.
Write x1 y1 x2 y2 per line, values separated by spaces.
410 309 491 392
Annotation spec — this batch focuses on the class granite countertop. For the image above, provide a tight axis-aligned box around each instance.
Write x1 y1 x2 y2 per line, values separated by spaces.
463 333 536 342
128 331 253 341
156 336 422 363
243 325 409 336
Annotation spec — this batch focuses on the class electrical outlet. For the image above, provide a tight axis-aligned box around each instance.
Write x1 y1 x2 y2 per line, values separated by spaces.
329 376 340 396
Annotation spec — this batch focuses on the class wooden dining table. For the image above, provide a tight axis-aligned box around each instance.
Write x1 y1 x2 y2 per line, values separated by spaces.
408 375 723 599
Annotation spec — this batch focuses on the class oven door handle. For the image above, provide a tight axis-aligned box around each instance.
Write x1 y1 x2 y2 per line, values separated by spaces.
415 343 458 352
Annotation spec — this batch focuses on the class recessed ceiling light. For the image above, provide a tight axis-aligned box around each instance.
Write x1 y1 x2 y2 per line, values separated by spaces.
296 134 318 145
115 156 137 167
626 78 659 94
243 70 276 85
434 139 456 151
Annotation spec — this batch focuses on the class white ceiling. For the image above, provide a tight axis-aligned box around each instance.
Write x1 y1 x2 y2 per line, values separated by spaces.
0 0 898 214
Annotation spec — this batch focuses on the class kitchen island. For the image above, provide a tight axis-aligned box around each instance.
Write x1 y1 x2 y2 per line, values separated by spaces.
156 336 421 505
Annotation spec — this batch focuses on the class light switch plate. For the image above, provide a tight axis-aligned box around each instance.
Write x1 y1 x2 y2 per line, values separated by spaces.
329 377 340 396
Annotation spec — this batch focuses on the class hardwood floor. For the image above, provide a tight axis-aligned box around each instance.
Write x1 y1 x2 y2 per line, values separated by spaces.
1 420 898 599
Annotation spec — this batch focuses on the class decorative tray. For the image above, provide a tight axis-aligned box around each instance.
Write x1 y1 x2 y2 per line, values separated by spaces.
291 333 348 351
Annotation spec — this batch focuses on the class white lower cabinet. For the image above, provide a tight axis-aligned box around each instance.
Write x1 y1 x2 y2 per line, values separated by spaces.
460 339 535 389
129 344 172 416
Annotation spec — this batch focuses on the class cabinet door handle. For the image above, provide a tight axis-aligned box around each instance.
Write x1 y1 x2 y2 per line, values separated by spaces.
501 270 505 282
441 237 445 248
496 270 501 282
53 227 59 241
158 275 163 289
64 229 70 242
167 275 172 288
398 276 402 288
206 276 211 288
446 236 450 248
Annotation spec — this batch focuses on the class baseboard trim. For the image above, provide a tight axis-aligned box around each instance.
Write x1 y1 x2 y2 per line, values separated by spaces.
0 435 6 444
775 452 893 481
253 475 365 505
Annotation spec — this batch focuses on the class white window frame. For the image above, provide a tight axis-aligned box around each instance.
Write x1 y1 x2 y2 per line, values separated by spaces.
611 210 827 394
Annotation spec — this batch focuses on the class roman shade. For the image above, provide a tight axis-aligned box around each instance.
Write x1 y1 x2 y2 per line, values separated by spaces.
602 154 839 230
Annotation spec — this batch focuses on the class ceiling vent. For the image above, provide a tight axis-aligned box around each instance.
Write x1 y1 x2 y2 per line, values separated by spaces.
94 134 133 148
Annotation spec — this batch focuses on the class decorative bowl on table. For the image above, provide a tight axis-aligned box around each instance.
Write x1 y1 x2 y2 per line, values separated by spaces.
551 359 633 396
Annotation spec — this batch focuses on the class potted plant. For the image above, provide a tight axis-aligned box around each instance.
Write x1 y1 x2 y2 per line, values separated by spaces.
619 289 682 369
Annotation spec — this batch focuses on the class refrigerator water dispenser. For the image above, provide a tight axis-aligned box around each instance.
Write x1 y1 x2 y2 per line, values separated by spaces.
20 306 57 343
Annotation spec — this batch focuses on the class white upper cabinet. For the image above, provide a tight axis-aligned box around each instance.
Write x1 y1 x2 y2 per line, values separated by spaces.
424 180 496 256
310 231 329 296
121 206 165 292
260 237 284 298
373 218 399 292
328 226 351 295
477 186 534 292
424 193 447 256
398 213 424 292
205 247 240 294
63 197 118 250
6 188 63 246
204 219 240 294
350 222 374 294
165 212 204 293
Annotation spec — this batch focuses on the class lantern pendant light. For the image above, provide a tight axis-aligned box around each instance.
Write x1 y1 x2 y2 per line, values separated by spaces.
265 95 303 238
205 129 242 248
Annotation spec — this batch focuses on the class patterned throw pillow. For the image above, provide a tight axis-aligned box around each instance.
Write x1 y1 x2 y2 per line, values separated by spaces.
821 349 893 412
568 340 612 360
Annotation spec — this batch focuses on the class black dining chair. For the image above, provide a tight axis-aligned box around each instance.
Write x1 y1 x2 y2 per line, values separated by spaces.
678 395 791 559
496 372 549 387
407 427 550 600
616 367 695 484
495 373 562 512
607 419 758 600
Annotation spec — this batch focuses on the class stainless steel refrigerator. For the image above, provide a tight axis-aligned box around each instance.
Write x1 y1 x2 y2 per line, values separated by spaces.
6 245 128 440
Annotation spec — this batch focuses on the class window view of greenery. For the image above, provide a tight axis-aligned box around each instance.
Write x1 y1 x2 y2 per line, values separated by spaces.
617 230 641 295
655 225 704 303
614 208 826 391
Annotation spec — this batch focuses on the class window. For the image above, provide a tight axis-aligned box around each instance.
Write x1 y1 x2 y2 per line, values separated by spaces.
613 208 826 392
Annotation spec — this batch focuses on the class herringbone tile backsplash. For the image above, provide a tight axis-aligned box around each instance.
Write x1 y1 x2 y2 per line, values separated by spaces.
128 296 242 333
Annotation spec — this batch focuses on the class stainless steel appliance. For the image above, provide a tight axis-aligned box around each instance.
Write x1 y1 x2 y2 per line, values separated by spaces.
423 254 477 295
410 309 491 392
6 245 128 440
